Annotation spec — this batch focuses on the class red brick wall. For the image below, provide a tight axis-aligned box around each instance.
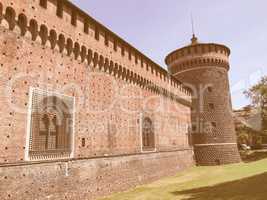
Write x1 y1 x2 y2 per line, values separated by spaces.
0 150 195 200
166 42 241 165
0 1 192 164
0 1 194 198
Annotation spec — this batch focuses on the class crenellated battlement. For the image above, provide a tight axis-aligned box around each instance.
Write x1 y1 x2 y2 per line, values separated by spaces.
165 43 230 75
0 0 192 103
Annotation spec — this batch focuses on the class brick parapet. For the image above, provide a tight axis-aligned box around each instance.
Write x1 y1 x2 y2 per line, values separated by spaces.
0 0 192 103
166 43 230 74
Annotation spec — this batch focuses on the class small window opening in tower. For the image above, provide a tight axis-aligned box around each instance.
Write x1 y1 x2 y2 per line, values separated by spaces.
211 122 217 128
82 138 86 147
208 86 213 92
209 103 215 110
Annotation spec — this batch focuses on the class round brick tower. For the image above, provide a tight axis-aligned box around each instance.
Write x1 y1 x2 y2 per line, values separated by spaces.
165 35 241 166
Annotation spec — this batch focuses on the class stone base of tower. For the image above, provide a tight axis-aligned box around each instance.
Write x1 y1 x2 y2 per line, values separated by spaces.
194 143 241 166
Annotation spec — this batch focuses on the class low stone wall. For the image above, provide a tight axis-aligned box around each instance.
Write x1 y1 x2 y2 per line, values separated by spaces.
0 149 194 200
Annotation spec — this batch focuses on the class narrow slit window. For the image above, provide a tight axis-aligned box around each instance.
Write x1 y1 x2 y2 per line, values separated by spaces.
40 0 47 8
209 103 215 110
113 39 117 51
84 21 89 34
81 138 86 147
56 0 63 18
71 10 77 26
95 26 99 40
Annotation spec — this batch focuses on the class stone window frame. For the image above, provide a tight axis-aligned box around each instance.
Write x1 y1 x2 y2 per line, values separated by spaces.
25 87 76 161
139 113 156 153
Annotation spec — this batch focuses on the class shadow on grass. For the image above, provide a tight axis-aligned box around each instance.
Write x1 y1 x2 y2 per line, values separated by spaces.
241 151 267 163
171 172 267 200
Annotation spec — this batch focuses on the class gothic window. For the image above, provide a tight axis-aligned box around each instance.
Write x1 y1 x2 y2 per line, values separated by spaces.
27 88 74 161
142 117 155 151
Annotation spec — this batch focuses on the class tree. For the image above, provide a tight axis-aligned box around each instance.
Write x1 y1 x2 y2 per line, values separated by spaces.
244 76 267 134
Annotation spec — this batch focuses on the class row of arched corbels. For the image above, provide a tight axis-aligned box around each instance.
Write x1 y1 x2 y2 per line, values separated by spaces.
170 57 230 74
165 43 230 66
39 0 175 87
0 4 192 106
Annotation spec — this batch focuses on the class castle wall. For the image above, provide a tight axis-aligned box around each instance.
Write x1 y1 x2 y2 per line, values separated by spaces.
0 0 194 198
0 25 192 163
0 150 194 200
0 0 191 97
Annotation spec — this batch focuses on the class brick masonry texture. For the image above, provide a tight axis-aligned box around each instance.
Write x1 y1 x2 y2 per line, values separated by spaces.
194 144 240 166
0 150 194 200
0 0 192 164
166 38 241 165
0 0 195 199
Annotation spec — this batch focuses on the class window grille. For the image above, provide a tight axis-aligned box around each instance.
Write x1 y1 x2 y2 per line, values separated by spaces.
26 88 75 161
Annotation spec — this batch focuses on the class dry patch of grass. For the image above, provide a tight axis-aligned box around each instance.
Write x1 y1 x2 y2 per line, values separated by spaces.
100 159 267 200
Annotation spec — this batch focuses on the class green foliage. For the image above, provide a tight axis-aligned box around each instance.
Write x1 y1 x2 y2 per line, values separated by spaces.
237 130 249 145
244 75 267 132
235 125 261 149
254 135 263 149
244 76 267 107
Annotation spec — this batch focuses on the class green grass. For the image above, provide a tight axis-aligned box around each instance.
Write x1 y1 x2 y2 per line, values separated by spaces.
100 159 267 200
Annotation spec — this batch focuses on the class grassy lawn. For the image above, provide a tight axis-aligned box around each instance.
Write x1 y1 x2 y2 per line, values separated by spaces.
100 158 267 200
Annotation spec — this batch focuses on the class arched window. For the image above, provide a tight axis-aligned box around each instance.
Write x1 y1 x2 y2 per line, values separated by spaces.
27 89 74 160
142 117 155 151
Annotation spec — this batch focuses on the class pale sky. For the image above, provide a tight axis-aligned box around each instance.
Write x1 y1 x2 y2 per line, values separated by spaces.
71 0 267 109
